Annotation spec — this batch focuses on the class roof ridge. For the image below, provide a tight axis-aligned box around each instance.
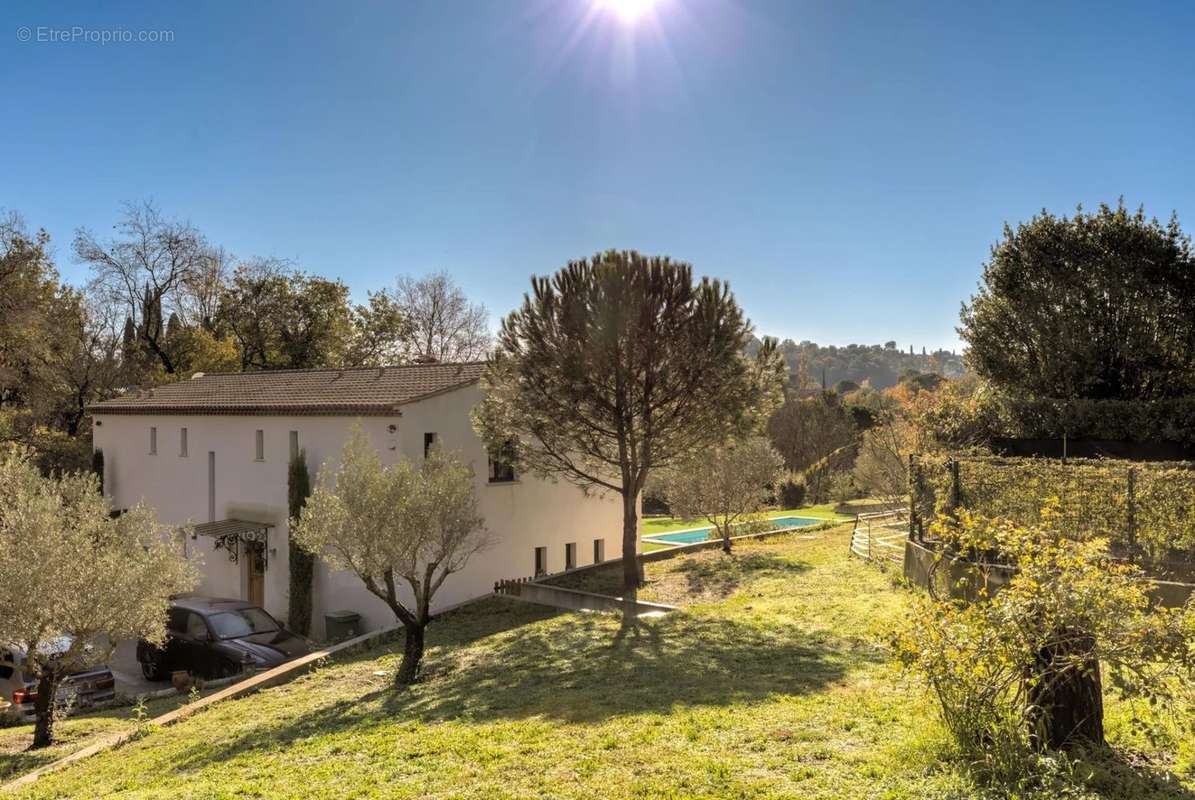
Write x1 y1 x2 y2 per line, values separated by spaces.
189 360 487 379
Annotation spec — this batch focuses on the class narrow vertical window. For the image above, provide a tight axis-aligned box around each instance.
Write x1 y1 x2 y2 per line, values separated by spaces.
255 429 264 461
534 546 547 577
180 428 188 457
593 539 605 564
565 542 577 570
487 440 517 483
424 432 437 458
149 427 157 455
289 431 299 461
208 452 216 522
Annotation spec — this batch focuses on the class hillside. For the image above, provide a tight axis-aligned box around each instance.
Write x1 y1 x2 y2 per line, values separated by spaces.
11 527 1192 799
756 339 967 389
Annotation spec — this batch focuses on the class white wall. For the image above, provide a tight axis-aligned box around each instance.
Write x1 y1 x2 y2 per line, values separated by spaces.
92 384 629 640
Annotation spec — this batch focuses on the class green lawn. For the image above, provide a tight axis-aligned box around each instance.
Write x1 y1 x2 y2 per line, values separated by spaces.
0 690 204 783
9 526 1193 799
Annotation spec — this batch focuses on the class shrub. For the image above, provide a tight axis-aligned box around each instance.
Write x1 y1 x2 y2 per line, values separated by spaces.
778 476 805 508
896 508 1195 785
828 471 861 502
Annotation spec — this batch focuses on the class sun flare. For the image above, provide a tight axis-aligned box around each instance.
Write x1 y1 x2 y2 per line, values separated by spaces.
596 0 658 25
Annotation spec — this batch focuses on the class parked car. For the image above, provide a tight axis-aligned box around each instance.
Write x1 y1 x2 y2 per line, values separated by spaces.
0 639 116 721
137 597 311 681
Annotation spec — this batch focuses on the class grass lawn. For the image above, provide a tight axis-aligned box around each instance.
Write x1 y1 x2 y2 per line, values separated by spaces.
10 526 1193 799
0 690 205 783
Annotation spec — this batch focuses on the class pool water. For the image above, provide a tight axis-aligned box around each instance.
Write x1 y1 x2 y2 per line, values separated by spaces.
642 516 823 545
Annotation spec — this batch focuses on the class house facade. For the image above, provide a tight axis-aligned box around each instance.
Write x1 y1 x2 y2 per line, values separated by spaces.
88 363 627 640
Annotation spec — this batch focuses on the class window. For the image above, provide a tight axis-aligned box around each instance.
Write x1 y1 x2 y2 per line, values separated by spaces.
167 607 189 633
289 431 299 461
255 429 265 461
424 432 437 459
180 427 188 457
184 612 210 640
149 427 157 455
593 538 605 563
565 542 577 570
208 608 279 640
488 440 517 483
534 546 547 577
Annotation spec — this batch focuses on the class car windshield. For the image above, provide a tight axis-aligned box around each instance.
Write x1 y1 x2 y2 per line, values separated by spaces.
206 608 279 639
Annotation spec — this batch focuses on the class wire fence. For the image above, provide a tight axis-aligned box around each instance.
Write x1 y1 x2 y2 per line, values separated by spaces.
910 454 1195 570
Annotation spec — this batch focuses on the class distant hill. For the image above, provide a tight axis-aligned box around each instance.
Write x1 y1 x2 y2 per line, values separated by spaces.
751 338 967 390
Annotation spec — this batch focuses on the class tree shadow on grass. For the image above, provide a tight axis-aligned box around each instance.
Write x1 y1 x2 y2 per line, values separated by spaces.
666 553 811 602
163 598 874 775
546 551 813 605
1063 745 1195 800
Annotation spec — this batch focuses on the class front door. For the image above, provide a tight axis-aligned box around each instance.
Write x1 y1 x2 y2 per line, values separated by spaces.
247 542 266 607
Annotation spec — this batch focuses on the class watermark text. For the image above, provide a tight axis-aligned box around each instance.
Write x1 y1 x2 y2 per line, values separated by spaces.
16 26 175 45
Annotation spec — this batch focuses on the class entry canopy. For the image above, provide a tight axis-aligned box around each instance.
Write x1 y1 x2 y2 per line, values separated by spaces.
187 519 273 566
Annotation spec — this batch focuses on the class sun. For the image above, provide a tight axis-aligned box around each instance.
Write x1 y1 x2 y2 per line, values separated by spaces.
596 0 659 25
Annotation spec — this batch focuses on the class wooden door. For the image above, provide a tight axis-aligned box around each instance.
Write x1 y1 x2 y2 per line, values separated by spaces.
247 543 266 607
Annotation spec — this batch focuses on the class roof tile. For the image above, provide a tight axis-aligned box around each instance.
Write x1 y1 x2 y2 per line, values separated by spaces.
87 362 485 416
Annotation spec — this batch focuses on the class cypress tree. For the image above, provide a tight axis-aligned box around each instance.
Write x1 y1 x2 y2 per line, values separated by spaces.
287 450 315 636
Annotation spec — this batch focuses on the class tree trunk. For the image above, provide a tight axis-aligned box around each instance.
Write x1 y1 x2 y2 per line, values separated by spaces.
29 671 59 750
395 622 426 687
619 490 644 623
1027 629 1105 751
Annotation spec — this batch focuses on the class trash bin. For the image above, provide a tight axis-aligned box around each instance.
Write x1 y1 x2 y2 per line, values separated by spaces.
324 610 361 643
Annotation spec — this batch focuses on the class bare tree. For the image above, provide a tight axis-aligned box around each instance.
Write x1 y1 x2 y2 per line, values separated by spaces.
767 392 857 502
75 201 212 376
852 412 914 510
394 272 490 362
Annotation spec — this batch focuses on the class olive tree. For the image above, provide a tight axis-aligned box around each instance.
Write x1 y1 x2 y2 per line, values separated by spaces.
660 437 783 553
291 429 488 686
474 251 785 604
0 448 197 748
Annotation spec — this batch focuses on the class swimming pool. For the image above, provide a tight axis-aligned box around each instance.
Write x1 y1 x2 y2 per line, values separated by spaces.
642 516 824 546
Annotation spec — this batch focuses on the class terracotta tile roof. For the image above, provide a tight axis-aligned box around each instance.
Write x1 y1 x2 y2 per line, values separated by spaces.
87 362 485 417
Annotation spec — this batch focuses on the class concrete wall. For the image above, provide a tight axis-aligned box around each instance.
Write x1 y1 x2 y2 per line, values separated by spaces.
902 539 1195 608
92 383 627 640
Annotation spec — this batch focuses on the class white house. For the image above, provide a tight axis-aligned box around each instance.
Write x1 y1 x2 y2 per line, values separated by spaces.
88 362 628 640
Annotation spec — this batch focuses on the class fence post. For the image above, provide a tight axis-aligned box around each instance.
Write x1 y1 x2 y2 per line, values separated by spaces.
908 454 918 542
1126 466 1137 551
949 459 962 513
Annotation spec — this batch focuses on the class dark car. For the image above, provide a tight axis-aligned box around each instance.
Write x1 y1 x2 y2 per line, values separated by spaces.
137 597 311 681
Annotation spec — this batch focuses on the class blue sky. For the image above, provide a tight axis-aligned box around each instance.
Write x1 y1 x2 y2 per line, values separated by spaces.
5 0 1195 351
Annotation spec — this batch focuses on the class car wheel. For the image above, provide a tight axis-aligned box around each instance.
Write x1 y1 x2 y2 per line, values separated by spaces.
140 652 166 682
